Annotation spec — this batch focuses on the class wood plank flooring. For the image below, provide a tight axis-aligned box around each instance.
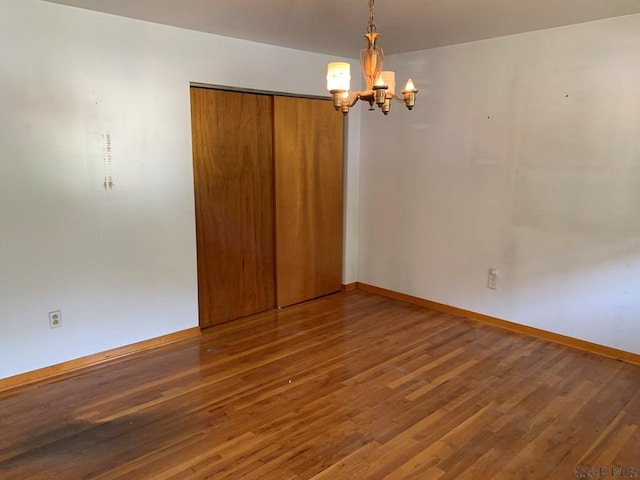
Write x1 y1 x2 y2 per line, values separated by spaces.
1 290 639 479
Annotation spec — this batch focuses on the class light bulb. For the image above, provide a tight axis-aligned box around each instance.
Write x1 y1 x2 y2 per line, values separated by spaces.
404 78 416 92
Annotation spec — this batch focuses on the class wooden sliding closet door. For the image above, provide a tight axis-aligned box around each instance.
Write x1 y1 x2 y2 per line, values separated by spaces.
190 87 275 327
274 96 344 307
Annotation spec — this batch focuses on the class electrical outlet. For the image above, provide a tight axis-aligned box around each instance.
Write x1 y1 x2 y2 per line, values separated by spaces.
49 310 62 328
487 269 498 290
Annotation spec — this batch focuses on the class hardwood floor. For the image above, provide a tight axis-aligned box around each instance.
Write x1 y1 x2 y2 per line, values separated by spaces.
1 290 639 479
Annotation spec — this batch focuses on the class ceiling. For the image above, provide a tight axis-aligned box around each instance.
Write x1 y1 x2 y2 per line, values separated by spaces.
43 0 640 57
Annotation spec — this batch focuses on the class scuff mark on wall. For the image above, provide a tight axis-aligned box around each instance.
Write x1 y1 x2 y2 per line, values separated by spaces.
102 131 114 192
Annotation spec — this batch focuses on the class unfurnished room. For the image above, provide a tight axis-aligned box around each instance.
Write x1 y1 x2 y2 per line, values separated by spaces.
1 0 639 478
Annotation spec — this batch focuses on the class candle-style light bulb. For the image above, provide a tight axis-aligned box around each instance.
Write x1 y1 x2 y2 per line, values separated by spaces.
402 78 418 110
404 78 416 91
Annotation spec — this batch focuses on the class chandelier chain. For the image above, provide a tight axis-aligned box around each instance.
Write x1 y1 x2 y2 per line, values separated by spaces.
367 0 377 33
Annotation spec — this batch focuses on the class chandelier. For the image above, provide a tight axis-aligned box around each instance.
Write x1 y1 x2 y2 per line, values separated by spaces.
326 0 418 115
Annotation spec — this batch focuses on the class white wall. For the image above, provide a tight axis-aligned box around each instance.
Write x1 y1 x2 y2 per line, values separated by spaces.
0 0 359 379
343 108 361 284
358 14 640 354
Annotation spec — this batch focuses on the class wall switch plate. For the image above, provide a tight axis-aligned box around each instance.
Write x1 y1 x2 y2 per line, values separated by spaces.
49 310 62 328
487 269 498 290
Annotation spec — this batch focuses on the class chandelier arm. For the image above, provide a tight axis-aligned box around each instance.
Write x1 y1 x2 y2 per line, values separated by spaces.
345 91 371 108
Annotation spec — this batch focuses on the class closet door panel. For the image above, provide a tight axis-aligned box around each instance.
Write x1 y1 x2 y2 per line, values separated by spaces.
274 96 343 307
190 87 275 327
